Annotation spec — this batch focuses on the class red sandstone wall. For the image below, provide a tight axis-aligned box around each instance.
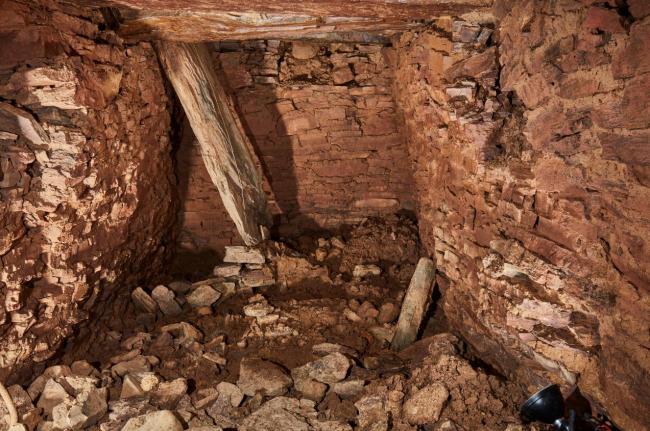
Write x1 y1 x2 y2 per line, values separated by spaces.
174 40 414 269
392 2 650 429
0 1 176 381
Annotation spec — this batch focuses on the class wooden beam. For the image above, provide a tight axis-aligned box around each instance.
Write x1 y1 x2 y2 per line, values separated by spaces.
118 11 420 42
80 0 494 42
391 257 436 351
156 41 269 245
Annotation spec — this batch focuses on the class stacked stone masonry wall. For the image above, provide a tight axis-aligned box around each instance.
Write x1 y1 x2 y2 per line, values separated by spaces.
392 1 650 429
0 1 177 382
174 40 415 270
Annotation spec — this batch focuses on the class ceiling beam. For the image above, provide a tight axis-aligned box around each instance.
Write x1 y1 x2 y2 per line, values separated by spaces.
78 0 493 41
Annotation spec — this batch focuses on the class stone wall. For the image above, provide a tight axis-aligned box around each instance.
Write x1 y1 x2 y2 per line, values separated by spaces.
174 40 414 271
392 2 650 429
0 1 177 381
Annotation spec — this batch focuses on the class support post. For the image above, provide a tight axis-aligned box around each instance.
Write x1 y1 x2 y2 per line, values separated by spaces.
157 41 269 245
391 257 436 351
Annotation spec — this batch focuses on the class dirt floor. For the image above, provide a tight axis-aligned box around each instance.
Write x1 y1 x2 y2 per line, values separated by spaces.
0 217 539 431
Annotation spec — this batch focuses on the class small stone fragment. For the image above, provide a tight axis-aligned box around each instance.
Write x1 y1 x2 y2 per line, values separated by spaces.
403 383 449 425
223 246 265 264
331 380 365 398
160 322 203 342
243 302 274 317
37 379 73 416
151 379 188 409
377 303 399 324
355 395 388 431
120 410 183 431
306 353 351 384
213 263 241 278
71 360 96 377
237 358 292 396
291 365 328 402
352 264 382 278
240 269 275 288
151 285 182 316
292 41 319 59
216 382 244 407
131 288 158 314
168 281 192 294
186 285 221 308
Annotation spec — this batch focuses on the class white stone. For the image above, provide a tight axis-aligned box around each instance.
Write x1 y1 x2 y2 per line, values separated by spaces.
352 264 382 278
305 353 350 384
223 246 265 264
120 410 183 431
216 382 244 407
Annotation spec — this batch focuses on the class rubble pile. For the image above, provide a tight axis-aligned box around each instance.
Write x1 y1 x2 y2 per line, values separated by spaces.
1 220 532 431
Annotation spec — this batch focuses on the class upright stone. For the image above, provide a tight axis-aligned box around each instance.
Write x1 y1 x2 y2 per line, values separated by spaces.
156 41 269 245
391 257 436 351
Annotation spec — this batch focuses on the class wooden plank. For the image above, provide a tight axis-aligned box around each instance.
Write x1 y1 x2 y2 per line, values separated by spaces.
156 41 269 245
391 257 436 351
81 0 493 42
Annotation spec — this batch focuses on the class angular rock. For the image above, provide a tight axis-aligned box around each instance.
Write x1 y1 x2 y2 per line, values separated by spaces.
355 395 388 431
37 379 73 416
291 365 328 402
151 285 182 316
306 353 351 384
216 382 244 407
186 285 221 308
237 358 292 397
292 41 319 59
352 264 382 278
377 303 399 324
243 302 274 317
112 356 151 377
28 365 72 400
312 343 358 358
160 322 203 342
213 263 241 278
121 373 161 399
131 288 158 314
151 379 187 409
168 281 192 294
403 383 449 425
240 269 275 288
52 385 108 430
331 380 365 398
223 246 265 264
121 410 183 431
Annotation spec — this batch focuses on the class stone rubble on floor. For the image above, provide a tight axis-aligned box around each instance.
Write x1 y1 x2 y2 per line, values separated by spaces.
3 222 533 431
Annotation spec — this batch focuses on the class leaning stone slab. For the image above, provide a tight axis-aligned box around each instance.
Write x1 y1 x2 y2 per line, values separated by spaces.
223 246 265 264
131 288 158 314
391 257 436 351
151 285 182 316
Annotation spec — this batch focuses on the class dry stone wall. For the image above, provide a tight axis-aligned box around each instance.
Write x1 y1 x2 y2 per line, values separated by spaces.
174 40 414 271
392 2 650 429
0 1 177 382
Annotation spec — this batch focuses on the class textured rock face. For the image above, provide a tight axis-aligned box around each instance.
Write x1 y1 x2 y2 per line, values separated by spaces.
0 1 176 381
392 2 650 429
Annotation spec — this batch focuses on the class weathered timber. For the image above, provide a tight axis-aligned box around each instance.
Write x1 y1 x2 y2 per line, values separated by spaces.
156 41 268 245
79 0 493 42
391 257 436 351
